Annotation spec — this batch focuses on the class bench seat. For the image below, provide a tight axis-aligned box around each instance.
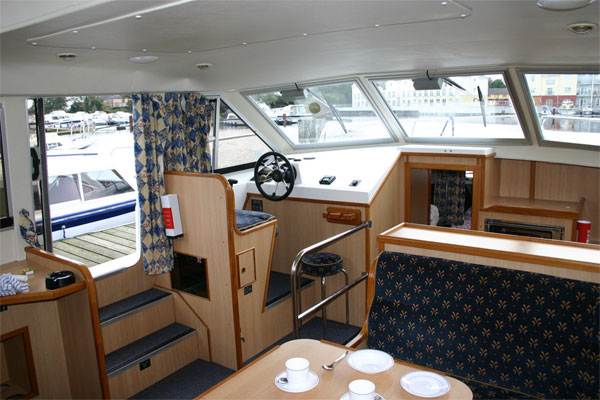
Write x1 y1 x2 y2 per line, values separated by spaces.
366 251 599 399
235 209 276 232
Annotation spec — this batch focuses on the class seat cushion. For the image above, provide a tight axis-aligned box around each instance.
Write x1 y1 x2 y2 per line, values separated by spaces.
301 252 343 277
235 209 276 232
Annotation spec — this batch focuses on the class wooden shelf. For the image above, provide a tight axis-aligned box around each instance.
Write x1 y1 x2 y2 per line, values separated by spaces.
482 196 583 219
378 223 600 273
0 259 85 306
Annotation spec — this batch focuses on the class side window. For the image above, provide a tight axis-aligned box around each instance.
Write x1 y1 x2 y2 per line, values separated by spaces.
207 99 272 171
0 106 12 228
81 170 134 201
522 72 600 147
48 175 80 204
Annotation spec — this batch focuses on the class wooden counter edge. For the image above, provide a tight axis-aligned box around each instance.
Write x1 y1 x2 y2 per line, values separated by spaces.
377 223 600 273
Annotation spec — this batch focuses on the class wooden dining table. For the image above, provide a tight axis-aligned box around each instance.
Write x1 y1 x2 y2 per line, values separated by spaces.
198 339 472 399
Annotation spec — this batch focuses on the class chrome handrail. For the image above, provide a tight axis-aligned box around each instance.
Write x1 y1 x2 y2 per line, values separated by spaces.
291 220 372 338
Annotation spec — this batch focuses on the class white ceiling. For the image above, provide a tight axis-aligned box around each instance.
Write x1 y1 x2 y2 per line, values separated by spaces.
0 0 598 95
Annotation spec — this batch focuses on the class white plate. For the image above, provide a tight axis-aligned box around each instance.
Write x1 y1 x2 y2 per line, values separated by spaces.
340 392 385 400
400 371 450 398
346 349 394 374
274 370 319 393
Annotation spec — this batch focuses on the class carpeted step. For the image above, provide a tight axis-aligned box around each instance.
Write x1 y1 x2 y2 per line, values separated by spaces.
99 288 171 327
105 322 196 378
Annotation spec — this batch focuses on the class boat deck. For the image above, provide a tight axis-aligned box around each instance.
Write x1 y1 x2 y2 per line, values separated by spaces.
52 223 137 267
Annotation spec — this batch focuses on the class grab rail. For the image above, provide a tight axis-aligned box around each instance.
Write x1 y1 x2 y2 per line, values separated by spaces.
291 220 372 338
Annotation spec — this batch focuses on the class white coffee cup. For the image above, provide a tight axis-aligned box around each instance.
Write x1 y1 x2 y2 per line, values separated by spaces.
285 357 310 386
348 379 376 400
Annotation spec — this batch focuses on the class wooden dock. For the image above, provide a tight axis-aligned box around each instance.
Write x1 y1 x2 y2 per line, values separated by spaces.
52 224 137 268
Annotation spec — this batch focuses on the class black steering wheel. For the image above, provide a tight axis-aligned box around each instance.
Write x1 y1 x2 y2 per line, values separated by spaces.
254 151 295 201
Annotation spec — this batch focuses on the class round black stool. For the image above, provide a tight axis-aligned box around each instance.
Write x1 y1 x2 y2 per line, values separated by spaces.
299 252 349 338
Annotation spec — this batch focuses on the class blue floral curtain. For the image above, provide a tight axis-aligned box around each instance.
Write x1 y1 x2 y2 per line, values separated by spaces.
432 169 465 226
133 93 212 275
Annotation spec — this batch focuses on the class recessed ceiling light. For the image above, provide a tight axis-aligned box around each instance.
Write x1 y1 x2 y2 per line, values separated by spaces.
72 30 79 34
91 46 96 50
57 53 78 61
142 48 148 52
242 42 248 46
129 55 159 64
135 15 142 19
303 32 308 36
460 13 468 18
537 0 595 10
568 22 597 33
196 63 213 70
187 50 192 54
374 24 380 28
441 1 448 5
31 42 37 46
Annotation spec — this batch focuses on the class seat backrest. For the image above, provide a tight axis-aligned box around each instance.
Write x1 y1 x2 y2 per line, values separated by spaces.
367 251 600 399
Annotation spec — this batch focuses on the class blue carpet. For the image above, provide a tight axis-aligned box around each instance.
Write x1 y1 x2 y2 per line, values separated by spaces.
129 359 234 399
130 318 359 399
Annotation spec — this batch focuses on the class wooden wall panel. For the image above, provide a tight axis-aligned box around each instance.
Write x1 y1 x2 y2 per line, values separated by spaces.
369 159 404 262
95 259 154 308
499 159 531 198
534 163 599 243
250 198 367 328
108 335 198 399
406 155 478 166
165 173 238 370
57 290 103 399
483 157 500 208
1 301 71 398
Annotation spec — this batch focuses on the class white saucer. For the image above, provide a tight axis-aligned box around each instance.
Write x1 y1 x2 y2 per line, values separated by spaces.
346 349 394 374
400 371 450 398
339 392 385 400
274 370 319 393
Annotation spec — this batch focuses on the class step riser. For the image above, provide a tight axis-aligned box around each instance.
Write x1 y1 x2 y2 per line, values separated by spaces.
108 334 199 399
102 296 176 355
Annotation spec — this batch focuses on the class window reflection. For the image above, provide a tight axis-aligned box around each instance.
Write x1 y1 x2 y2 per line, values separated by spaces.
523 73 600 146
372 73 525 140
248 81 392 146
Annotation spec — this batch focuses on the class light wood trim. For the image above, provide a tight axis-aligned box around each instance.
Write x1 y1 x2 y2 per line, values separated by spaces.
368 153 402 207
22 247 110 398
530 161 536 200
379 223 600 273
0 326 39 399
481 197 582 219
245 192 368 208
403 152 495 159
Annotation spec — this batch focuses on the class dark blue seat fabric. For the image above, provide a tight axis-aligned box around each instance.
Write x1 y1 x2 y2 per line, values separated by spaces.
235 209 276 232
368 251 600 400
301 252 344 277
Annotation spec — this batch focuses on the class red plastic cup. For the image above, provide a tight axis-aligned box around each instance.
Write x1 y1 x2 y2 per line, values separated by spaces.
576 220 591 243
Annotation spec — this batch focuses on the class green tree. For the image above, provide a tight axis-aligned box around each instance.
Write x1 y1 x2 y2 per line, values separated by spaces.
42 97 67 113
489 79 506 89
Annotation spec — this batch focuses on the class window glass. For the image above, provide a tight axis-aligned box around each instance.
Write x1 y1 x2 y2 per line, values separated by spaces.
523 73 600 146
48 175 80 204
0 108 12 228
372 73 525 140
81 170 134 201
215 101 271 170
248 81 392 146
31 95 138 270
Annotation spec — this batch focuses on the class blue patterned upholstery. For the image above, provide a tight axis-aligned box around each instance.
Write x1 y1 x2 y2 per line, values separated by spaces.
368 251 600 400
235 209 276 232
301 253 344 277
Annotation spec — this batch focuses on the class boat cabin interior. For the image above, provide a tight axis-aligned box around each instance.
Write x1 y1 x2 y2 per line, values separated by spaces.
0 1 599 399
